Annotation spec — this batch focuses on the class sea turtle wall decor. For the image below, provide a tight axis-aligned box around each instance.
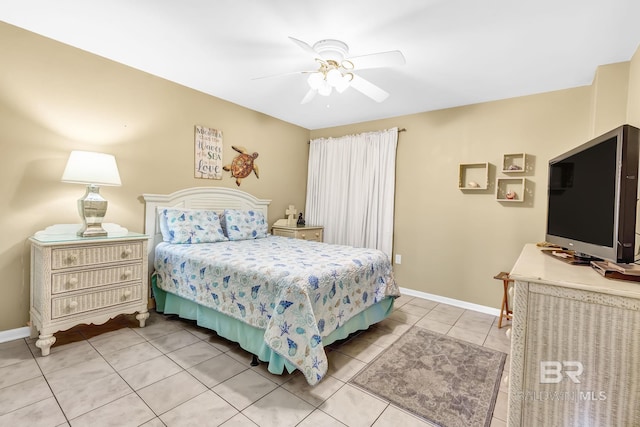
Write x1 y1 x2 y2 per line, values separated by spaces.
223 146 259 186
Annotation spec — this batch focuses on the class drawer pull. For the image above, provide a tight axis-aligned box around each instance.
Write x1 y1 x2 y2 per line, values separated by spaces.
122 270 133 279
315 233 319 237
68 277 78 286
67 254 79 264
301 234 306 239
123 290 132 299
121 248 133 258
68 300 78 309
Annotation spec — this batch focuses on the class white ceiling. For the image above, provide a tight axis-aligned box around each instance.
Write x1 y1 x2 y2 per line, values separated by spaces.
2 0 640 130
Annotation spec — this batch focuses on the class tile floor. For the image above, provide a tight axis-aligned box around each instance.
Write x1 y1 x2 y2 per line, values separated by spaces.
0 295 511 427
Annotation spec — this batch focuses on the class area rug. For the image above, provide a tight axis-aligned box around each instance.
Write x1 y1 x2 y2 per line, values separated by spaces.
350 326 506 427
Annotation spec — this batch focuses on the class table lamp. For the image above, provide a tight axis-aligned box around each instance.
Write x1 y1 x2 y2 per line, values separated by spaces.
61 150 122 237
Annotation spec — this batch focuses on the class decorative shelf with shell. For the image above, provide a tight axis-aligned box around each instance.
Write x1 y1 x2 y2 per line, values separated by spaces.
458 162 489 190
501 153 527 173
496 178 525 202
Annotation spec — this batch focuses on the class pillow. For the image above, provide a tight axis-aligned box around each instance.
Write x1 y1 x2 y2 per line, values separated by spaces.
221 209 268 241
160 208 228 244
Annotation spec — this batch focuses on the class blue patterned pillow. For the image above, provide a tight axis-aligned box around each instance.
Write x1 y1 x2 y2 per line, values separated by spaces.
160 208 228 244
221 209 268 240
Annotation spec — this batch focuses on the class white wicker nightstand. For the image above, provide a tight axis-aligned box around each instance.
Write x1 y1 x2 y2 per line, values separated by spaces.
29 225 149 356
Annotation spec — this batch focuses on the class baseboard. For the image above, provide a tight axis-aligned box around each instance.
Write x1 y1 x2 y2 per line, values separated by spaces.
0 290 498 343
0 326 31 344
399 287 501 317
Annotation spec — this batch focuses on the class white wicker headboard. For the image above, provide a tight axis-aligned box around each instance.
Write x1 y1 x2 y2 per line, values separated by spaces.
142 187 271 273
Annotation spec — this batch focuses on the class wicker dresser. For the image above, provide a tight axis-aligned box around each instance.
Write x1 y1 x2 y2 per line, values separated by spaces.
271 225 323 242
29 226 149 356
508 244 640 426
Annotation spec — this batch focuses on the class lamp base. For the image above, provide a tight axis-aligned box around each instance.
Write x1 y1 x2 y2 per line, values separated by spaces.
77 184 108 237
78 223 108 238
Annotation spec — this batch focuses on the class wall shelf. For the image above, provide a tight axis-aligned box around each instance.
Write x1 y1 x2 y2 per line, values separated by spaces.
496 178 525 202
501 153 527 173
459 162 489 190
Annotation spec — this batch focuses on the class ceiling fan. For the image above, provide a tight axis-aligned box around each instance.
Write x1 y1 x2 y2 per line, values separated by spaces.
261 37 405 104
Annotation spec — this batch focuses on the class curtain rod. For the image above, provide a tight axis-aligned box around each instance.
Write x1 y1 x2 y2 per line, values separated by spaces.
308 127 406 143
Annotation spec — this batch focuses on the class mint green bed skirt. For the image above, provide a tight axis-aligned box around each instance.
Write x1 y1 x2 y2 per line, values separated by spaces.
152 278 394 376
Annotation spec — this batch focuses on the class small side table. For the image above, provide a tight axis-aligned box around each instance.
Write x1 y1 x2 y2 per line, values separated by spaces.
493 271 514 328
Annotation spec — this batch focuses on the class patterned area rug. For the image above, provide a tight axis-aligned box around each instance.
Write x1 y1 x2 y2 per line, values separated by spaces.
351 326 506 427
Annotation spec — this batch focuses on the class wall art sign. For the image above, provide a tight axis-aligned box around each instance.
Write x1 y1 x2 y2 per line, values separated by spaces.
194 125 223 179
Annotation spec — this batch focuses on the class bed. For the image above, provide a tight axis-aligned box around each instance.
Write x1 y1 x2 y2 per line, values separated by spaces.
143 187 399 385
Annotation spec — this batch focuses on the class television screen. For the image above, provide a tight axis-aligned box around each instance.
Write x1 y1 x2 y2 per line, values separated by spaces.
545 124 640 263
547 137 617 247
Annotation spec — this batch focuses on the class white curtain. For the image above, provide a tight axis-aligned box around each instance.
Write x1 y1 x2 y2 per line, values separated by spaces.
305 127 398 257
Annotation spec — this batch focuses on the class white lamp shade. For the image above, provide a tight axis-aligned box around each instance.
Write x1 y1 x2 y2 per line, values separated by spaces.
326 68 342 86
307 72 324 90
334 73 352 93
61 151 122 186
318 80 332 96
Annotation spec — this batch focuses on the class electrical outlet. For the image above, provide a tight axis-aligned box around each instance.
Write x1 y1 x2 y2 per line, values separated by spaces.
395 254 402 264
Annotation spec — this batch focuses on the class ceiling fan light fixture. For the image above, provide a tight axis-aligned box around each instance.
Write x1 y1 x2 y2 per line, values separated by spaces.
326 68 342 86
307 72 324 90
318 80 332 96
289 37 402 104
334 73 352 93
312 39 349 63
341 59 354 70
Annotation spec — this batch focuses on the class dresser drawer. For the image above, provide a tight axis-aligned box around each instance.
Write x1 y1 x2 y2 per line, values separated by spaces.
51 283 143 319
51 242 143 270
273 229 297 239
272 226 323 242
51 264 143 294
298 230 323 242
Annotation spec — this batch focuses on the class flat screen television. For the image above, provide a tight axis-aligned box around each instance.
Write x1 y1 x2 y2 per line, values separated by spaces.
546 124 640 264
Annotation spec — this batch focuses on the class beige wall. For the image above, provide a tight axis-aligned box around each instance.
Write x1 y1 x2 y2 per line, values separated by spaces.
0 23 310 330
627 46 640 127
2 20 639 332
311 44 640 309
589 61 630 136
312 89 593 308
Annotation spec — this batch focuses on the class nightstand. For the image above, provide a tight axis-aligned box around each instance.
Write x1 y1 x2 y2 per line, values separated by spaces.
271 225 324 242
29 225 149 356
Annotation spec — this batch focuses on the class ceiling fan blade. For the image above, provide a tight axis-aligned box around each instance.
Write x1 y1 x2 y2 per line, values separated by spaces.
288 36 320 60
301 89 317 104
350 74 389 102
348 50 405 70
251 70 314 80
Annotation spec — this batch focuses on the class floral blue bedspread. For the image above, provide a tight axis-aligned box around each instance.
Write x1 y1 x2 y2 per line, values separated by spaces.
153 235 399 385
